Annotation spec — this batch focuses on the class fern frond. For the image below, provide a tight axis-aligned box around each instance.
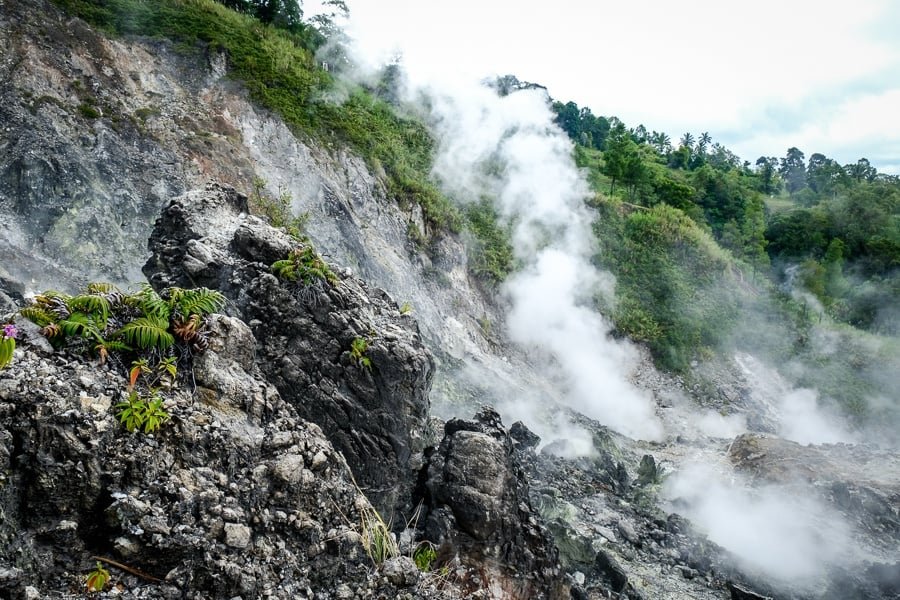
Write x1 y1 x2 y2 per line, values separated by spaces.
100 340 132 353
115 316 175 351
271 259 298 281
40 323 62 338
34 290 71 305
128 284 170 321
172 288 226 317
20 306 57 327
86 282 119 294
67 294 110 328
59 312 102 339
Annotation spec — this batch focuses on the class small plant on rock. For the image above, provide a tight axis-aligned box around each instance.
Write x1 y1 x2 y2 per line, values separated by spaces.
271 245 338 285
250 176 310 241
358 498 398 564
412 542 437 572
349 337 371 370
116 390 169 434
0 323 15 369
85 561 110 592
19 283 224 435
116 358 173 434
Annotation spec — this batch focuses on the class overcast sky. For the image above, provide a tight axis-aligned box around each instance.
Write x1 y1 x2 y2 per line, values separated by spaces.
308 0 900 174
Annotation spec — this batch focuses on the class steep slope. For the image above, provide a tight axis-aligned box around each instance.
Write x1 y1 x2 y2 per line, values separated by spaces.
2 2 899 600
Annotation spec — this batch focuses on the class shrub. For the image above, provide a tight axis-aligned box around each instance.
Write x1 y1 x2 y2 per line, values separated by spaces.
349 337 371 370
271 245 337 285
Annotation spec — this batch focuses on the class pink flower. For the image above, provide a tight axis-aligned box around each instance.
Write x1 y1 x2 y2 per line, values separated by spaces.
2 324 16 339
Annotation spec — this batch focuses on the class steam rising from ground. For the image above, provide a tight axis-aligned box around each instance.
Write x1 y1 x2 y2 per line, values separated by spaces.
335 25 662 441
321 8 870 588
665 464 854 583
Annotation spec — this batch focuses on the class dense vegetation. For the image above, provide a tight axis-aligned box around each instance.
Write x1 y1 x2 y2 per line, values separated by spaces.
557 99 898 427
50 0 896 427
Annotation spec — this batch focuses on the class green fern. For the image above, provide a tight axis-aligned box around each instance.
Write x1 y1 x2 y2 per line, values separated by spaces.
271 259 299 281
115 316 175 351
67 294 110 329
271 246 338 285
86 282 119 294
19 306 57 327
129 284 171 321
350 337 372 370
169 288 226 317
98 340 132 354
59 312 104 341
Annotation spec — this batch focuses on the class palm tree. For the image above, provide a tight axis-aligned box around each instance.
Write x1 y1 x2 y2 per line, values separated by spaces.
650 131 671 155
679 132 695 149
697 132 712 155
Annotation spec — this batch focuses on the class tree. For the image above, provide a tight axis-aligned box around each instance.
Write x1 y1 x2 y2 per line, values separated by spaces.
650 131 671 156
807 152 847 195
779 147 807 195
845 158 877 183
553 101 582 141
632 124 648 144
603 127 646 197
755 156 778 194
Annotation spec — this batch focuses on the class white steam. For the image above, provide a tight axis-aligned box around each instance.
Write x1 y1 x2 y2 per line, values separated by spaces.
734 353 855 445
332 19 662 441
664 464 854 583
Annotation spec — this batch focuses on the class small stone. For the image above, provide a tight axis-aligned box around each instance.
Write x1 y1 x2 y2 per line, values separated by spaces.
224 523 252 549
617 520 639 545
310 450 328 470
382 556 419 587
273 454 304 484
595 525 617 543
115 536 142 557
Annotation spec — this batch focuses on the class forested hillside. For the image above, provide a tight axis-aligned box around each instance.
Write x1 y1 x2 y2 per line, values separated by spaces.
48 0 897 430
552 97 899 428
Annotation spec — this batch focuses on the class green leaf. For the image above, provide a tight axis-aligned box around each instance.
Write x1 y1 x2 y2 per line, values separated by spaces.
0 337 14 369
129 284 171 321
67 294 110 329
171 288 226 317
19 306 57 327
115 317 175 351
59 312 103 341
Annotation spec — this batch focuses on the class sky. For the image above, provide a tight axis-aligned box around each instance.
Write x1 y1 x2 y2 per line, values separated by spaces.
307 0 900 174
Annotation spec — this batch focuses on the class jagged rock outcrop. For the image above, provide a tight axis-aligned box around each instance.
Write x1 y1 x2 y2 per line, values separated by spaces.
422 407 569 599
142 182 433 520
0 314 446 599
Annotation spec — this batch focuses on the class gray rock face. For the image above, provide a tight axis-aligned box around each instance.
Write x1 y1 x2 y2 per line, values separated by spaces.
424 407 568 599
143 183 433 520
0 328 437 599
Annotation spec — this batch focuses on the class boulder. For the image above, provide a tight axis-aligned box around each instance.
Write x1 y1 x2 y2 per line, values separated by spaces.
143 182 434 520
424 407 568 599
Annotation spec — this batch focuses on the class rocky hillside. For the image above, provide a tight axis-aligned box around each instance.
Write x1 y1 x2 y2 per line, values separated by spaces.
0 184 568 599
1 1 899 600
